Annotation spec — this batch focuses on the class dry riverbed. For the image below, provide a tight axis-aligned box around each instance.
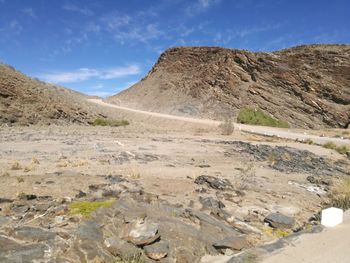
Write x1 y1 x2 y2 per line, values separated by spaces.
0 125 349 262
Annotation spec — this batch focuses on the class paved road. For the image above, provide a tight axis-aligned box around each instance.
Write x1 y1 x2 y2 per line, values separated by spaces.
88 99 350 146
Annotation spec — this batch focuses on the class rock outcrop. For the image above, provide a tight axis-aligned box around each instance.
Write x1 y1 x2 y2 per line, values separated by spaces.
0 64 105 125
108 44 350 129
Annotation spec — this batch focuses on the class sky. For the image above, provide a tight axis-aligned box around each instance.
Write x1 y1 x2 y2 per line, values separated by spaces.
0 0 349 97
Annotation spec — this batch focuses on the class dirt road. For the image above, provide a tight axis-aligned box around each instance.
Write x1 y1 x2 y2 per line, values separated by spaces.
88 99 350 146
261 211 350 263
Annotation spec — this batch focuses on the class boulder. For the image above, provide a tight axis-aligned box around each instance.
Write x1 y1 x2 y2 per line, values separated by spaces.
199 196 225 210
195 175 233 190
144 240 169 260
125 219 160 246
264 213 295 229
213 236 248 251
104 237 142 258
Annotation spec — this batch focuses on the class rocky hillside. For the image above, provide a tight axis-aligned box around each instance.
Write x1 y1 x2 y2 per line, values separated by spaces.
108 44 350 129
0 64 105 125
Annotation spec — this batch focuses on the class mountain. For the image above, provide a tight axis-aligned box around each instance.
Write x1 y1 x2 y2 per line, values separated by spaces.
108 44 350 129
0 64 105 125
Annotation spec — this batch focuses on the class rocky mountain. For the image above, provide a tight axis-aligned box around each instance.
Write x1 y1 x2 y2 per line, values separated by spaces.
0 64 105 125
108 44 350 129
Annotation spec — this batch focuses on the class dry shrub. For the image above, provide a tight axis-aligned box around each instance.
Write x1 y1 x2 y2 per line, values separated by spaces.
220 118 234 135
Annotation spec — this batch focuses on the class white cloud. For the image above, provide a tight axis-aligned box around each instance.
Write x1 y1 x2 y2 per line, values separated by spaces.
186 0 221 16
39 65 141 83
41 68 98 83
113 23 163 44
102 14 131 31
101 66 140 79
62 3 94 16
9 20 22 34
21 8 36 18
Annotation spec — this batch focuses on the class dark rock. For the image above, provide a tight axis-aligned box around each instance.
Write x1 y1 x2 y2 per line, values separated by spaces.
264 213 295 229
0 216 9 228
19 194 37 201
104 237 142 258
306 176 331 186
0 236 50 262
10 226 56 242
0 197 14 204
11 204 29 214
213 236 248 251
144 240 169 260
194 175 233 190
346 151 350 159
102 189 120 198
75 190 87 198
199 196 225 210
197 164 211 168
33 202 52 212
76 221 103 241
105 175 125 184
209 140 349 176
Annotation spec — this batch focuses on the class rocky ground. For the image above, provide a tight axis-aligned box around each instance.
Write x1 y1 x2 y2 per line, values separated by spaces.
0 125 349 262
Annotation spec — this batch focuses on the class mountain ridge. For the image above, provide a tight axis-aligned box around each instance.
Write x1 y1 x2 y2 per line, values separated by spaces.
0 64 105 125
108 44 350 129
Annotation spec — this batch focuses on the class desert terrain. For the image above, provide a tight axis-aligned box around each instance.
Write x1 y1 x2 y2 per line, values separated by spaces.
0 44 350 263
0 101 349 262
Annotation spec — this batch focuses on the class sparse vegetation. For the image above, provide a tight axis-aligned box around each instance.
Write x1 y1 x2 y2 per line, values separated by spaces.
262 226 291 238
31 157 40 164
92 118 130 127
235 163 255 192
114 255 145 263
17 192 26 199
23 166 32 172
11 161 22 170
1 171 10 177
322 142 350 155
220 118 234 135
304 138 314 145
16 177 24 183
237 107 289 128
267 153 278 165
329 177 350 210
69 200 115 217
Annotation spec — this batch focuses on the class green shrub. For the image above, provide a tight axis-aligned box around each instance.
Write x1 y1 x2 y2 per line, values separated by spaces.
237 107 289 128
69 200 115 217
92 118 129 127
322 141 337 150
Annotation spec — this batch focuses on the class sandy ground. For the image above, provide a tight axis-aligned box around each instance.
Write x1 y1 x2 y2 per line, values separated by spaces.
0 124 345 243
0 103 349 261
89 99 350 146
261 211 350 263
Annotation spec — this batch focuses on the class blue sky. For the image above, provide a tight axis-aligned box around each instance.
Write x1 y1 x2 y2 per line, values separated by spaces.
0 0 349 97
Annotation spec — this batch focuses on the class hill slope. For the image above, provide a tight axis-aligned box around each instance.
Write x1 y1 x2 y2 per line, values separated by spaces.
108 44 350 129
0 64 106 125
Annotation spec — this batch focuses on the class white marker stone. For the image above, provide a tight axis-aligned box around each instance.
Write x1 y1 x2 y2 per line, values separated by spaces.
321 207 343 227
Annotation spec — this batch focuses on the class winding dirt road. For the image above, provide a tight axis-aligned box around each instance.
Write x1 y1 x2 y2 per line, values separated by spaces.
88 99 350 146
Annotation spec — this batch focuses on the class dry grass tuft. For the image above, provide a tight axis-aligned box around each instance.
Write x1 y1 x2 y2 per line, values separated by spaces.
220 118 234 135
11 161 22 170
329 177 350 210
